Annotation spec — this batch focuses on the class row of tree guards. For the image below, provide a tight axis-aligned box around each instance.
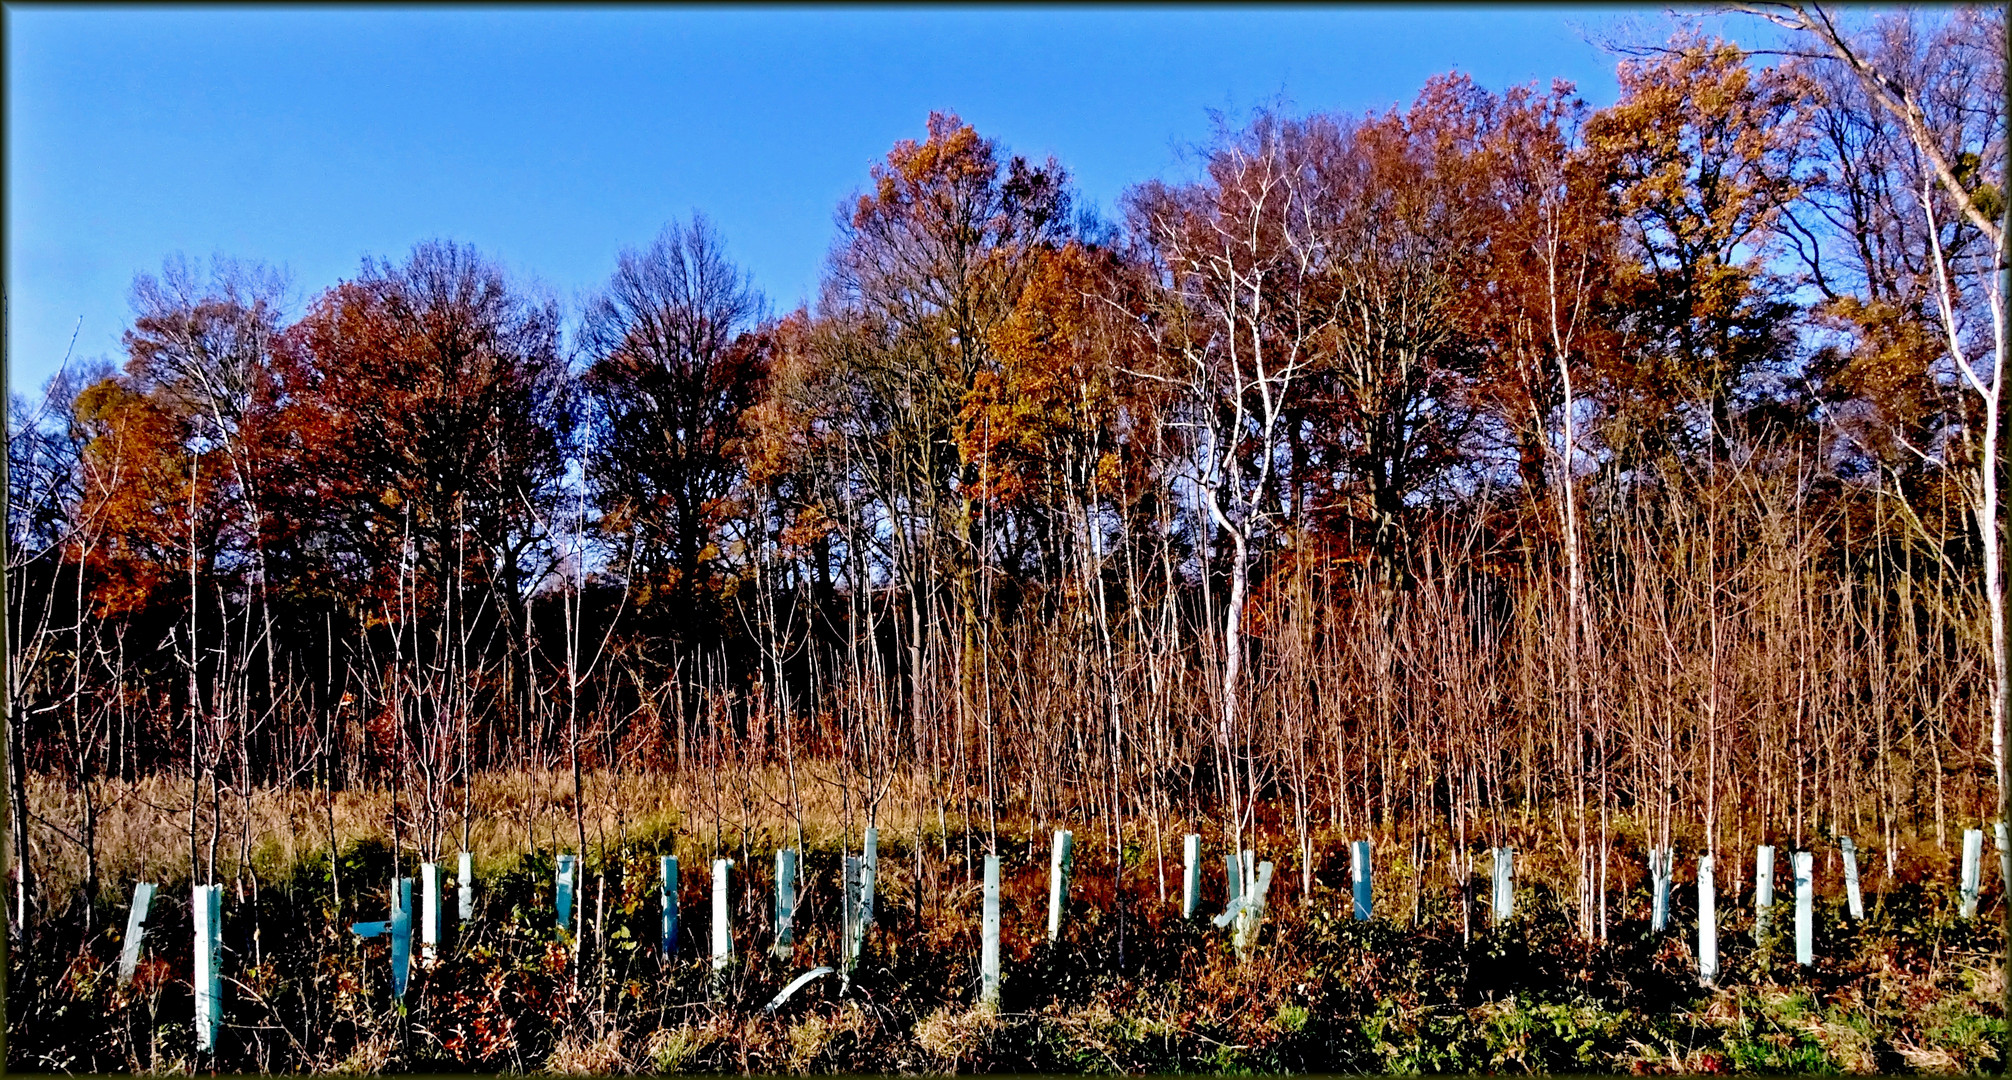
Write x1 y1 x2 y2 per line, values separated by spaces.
118 825 2006 1053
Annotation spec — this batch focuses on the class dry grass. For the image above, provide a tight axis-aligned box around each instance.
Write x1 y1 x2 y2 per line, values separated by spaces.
24 763 957 907
542 1029 629 1074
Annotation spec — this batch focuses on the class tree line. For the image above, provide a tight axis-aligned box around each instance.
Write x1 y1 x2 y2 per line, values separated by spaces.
5 10 2006 945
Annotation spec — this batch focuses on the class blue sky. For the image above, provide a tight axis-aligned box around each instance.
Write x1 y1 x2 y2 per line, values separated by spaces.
8 6 1708 398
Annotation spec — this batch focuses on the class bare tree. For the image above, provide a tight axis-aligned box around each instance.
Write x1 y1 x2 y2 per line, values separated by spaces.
579 215 766 634
1129 111 1330 852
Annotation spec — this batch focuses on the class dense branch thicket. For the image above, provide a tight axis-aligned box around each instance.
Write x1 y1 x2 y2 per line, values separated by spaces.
5 14 2007 951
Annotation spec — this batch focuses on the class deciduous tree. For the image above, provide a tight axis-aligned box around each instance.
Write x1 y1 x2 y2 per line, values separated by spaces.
579 215 767 643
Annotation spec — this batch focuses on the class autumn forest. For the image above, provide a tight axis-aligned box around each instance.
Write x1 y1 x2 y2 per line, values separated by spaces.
6 8 2011 1074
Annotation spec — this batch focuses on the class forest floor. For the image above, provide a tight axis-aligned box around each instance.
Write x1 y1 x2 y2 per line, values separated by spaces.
4 773 2006 1074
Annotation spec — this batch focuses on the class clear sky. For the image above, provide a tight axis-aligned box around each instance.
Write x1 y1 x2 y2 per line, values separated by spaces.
8 5 1705 399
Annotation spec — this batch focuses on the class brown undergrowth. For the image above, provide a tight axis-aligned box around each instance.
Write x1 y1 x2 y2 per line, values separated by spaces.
5 813 2004 1074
